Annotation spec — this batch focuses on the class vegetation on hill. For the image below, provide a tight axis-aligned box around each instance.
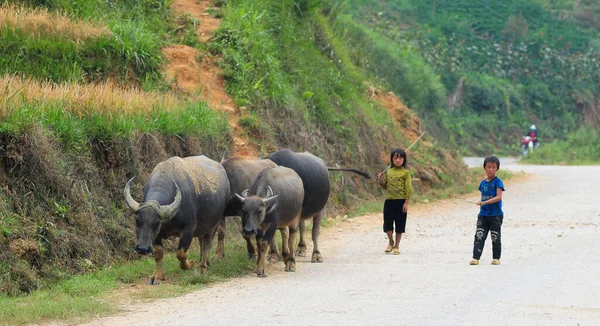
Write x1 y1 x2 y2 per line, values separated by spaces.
0 0 471 297
4 0 596 305
341 0 600 155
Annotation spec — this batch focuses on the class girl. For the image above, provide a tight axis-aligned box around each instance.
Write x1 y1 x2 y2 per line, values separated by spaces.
377 149 413 255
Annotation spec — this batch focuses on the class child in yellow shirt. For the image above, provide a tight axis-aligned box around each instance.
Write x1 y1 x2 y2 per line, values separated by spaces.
377 149 413 255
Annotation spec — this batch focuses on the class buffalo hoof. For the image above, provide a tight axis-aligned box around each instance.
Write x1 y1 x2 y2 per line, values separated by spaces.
257 268 267 278
212 253 225 260
180 260 195 270
311 251 323 263
296 245 307 257
285 262 296 272
147 275 163 285
248 254 258 261
198 265 208 274
267 253 281 263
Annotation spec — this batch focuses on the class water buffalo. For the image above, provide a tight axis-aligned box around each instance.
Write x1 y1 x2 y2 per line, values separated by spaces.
235 166 304 277
124 155 230 285
267 149 370 263
216 157 277 260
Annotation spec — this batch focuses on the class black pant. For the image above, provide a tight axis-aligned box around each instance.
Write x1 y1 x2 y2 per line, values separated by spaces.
472 215 503 260
383 199 407 233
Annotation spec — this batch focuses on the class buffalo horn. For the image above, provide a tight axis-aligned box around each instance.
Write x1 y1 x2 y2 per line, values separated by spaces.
262 195 278 205
158 182 182 219
235 192 246 203
241 189 250 197
124 177 141 212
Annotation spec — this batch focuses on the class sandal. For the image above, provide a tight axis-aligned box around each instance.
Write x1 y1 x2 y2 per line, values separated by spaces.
385 244 393 253
392 247 400 255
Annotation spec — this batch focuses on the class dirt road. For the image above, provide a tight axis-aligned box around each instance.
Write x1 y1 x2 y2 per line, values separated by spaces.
82 159 600 325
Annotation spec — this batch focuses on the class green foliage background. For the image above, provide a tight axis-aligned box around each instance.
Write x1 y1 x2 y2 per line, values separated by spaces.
1 0 599 301
342 0 600 155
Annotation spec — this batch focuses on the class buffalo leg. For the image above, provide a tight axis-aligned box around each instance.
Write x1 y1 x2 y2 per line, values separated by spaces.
176 229 195 270
149 245 165 285
268 230 282 262
311 211 323 263
256 227 275 277
198 230 216 274
285 226 298 272
214 218 226 260
296 219 307 257
244 234 258 261
256 240 270 277
279 227 289 265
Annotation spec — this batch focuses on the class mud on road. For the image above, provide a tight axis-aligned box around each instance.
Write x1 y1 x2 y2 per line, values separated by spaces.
81 159 600 325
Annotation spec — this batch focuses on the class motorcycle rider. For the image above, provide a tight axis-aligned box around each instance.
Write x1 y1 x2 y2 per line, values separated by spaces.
528 124 539 148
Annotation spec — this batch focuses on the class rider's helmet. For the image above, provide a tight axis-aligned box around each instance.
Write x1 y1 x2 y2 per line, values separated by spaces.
530 124 536 130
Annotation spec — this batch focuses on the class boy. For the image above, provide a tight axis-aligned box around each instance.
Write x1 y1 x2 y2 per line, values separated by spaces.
470 156 505 265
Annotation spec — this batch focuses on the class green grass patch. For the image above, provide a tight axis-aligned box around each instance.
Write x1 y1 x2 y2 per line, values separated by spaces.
1 101 230 150
523 127 600 165
0 229 254 325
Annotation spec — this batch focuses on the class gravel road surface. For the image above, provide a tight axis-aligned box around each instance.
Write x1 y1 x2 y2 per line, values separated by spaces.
81 158 600 326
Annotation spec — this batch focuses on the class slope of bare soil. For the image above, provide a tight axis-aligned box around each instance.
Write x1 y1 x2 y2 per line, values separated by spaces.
162 0 256 158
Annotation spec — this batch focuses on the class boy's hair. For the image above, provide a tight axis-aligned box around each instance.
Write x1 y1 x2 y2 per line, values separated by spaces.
390 148 407 168
483 156 500 169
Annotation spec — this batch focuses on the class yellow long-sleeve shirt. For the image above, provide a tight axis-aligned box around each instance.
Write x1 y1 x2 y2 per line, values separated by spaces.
381 166 413 200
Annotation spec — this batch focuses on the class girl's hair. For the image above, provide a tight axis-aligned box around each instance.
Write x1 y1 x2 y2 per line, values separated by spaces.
390 148 407 168
483 156 500 169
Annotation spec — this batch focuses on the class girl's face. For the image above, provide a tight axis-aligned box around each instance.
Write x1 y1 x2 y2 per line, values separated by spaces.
393 153 404 167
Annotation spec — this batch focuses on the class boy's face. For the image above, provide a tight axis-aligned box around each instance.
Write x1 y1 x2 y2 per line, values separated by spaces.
484 162 498 179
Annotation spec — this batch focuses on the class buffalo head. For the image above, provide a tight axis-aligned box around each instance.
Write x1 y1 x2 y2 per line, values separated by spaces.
235 186 278 236
124 177 182 255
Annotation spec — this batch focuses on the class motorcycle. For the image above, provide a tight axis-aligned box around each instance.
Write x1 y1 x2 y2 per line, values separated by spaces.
520 135 539 156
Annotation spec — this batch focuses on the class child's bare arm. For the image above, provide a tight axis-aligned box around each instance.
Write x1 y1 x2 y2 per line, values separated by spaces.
477 188 503 206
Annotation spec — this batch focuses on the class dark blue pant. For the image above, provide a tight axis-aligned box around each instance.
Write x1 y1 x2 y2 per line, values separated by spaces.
472 215 503 260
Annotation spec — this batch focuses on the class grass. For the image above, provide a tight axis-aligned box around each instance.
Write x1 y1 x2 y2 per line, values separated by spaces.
522 127 600 165
1 2 172 86
0 75 230 145
0 75 182 116
1 3 110 41
0 227 254 325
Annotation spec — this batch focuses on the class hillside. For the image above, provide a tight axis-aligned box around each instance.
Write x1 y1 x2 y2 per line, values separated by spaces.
341 0 600 154
0 0 471 296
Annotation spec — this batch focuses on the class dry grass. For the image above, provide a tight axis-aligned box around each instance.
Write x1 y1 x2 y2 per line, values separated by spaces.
0 75 184 117
0 3 110 41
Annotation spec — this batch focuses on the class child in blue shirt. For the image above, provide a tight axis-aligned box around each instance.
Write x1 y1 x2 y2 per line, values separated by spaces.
470 156 505 266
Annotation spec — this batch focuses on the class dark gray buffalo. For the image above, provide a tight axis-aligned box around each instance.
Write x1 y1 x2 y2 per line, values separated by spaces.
267 149 370 263
124 155 230 284
216 157 277 260
235 166 304 277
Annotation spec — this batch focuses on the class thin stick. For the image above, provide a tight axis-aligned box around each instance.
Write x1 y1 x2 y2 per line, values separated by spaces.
381 132 426 174
406 131 426 151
